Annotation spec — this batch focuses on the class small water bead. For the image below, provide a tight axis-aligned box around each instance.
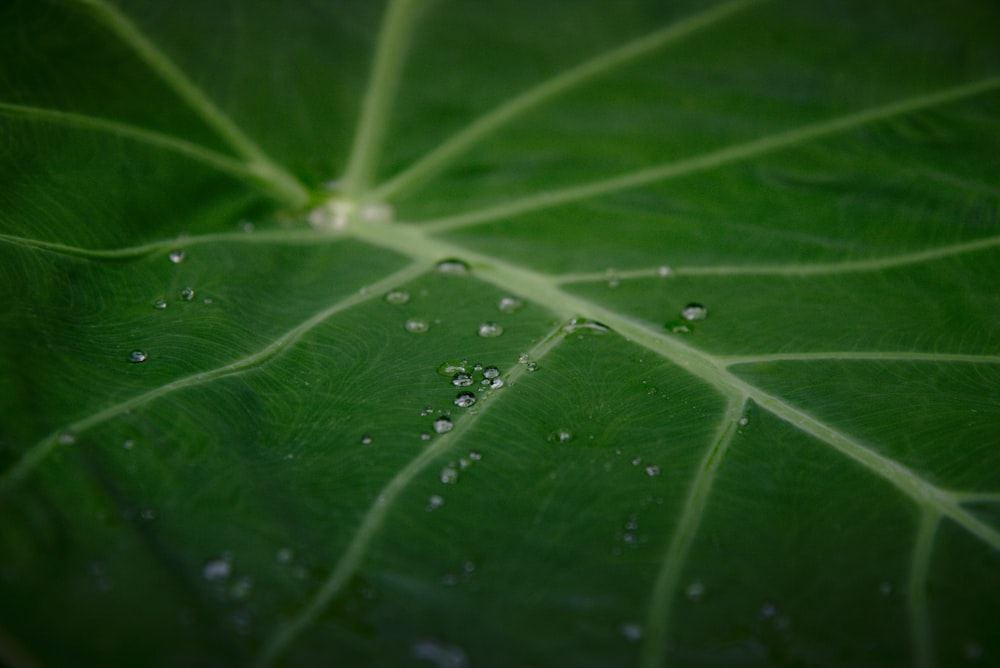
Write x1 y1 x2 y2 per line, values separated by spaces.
477 321 504 338
657 265 673 277
140 508 156 521
435 258 470 275
411 641 468 668
239 220 255 233
57 431 77 445
760 602 778 618
738 416 749 427
405 319 429 333
276 548 294 564
434 416 454 434
645 465 661 477
153 299 167 310
454 392 476 408
631 456 642 466
605 268 619 288
360 202 394 223
564 318 610 335
203 558 231 582
686 581 705 602
123 439 134 450
384 289 411 305
426 495 445 512
420 432 431 441
438 361 468 377
168 249 185 264
497 296 523 313
180 287 195 301
440 467 458 484
468 450 482 461
360 434 373 445
620 623 642 642
547 429 573 443
127 350 148 364
681 303 708 321
452 373 474 387
878 581 892 596
483 366 500 379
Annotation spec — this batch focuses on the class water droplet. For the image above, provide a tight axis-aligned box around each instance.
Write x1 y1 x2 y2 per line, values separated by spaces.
440 467 458 484
547 429 573 443
421 432 431 441
426 495 445 512
127 350 148 364
276 549 294 564
605 268 619 288
620 622 642 642
180 287 195 301
168 249 185 264
360 202 394 223
203 297 213 304
438 361 468 377
468 450 482 461
435 258 469 275
308 201 350 230
878 581 892 596
434 416 454 434
153 299 167 310
631 456 642 466
405 319 429 333
411 640 468 668
123 439 134 450
645 465 661 477
454 392 476 408
760 602 778 618
477 321 504 338
738 416 749 427
666 322 691 334
565 318 610 335
657 266 673 277
681 303 708 321
497 296 523 313
239 220 255 233
462 560 475 573
451 373 474 387
203 558 231 582
140 508 156 521
483 366 500 379
57 431 77 445
384 289 410 305
686 581 705 602
360 434 373 445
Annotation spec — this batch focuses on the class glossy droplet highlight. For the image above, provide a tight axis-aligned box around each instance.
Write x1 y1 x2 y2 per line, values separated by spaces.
483 366 500 379
477 321 504 338
153 299 167 310
405 319 429 333
657 266 673 277
180 287 195 301
681 303 707 321
686 581 705 602
435 258 469 274
454 392 476 408
203 558 231 582
360 434 373 445
440 467 458 484
548 429 572 443
620 623 642 642
645 465 661 477
127 350 148 364
384 289 410 305
168 249 185 264
565 318 610 335
426 495 445 512
452 373 474 387
434 416 454 434
497 296 523 313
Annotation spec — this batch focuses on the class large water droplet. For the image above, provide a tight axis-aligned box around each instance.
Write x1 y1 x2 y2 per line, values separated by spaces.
565 318 610 335
477 321 504 338
497 296 523 313
452 373 474 387
434 416 454 434
384 289 410 305
483 366 500 379
435 258 469 275
168 249 185 264
127 350 148 364
57 431 77 445
681 303 707 321
454 392 476 408
203 558 231 582
405 319 429 333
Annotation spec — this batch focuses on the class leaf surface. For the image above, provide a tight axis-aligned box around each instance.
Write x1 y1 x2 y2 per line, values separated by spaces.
1 1 999 667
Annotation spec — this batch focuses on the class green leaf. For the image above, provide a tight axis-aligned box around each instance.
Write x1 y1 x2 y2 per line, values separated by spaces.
2 0 999 666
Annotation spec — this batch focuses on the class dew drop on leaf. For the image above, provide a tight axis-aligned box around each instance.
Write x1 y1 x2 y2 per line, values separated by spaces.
426 495 445 512
620 623 642 642
681 303 707 321
179 287 195 301
202 558 231 582
454 392 476 408
276 549 293 564
483 366 500 379
405 319 429 333
153 299 167 310
878 581 892 596
440 466 458 484
435 258 470 274
452 373 474 387
168 249 185 264
547 429 573 443
565 318 610 335
686 581 705 602
645 465 660 477
57 431 77 445
477 321 504 338
468 450 482 461
384 289 410 305
657 266 673 277
434 416 454 434
497 296 523 313
127 350 148 364
360 434 373 445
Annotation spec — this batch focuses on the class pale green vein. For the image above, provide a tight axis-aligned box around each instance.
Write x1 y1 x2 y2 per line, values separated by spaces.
956 492 1000 503
0 102 262 184
420 76 1000 232
910 511 939 668
554 234 1000 283
0 229 344 262
71 0 309 206
640 398 747 668
369 0 768 202
722 352 1000 366
252 320 571 668
341 0 425 199
0 261 429 497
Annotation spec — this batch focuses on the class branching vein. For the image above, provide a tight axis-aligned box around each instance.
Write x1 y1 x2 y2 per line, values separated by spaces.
369 0 769 202
909 511 938 668
252 320 572 668
0 261 429 496
419 76 1000 232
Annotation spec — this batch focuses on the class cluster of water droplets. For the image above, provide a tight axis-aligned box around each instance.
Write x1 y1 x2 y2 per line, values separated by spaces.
665 301 708 334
